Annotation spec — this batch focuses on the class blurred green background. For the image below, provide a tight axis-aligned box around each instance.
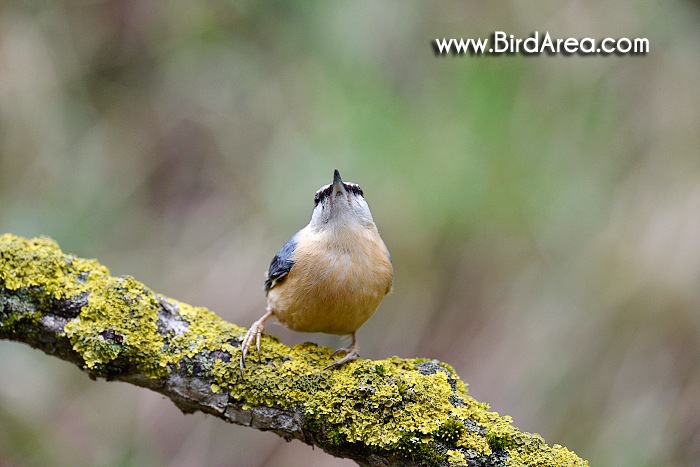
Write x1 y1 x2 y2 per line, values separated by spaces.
1 1 699 466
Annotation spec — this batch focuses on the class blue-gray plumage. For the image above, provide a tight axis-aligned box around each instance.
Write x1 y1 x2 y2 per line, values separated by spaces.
240 170 393 376
264 235 297 292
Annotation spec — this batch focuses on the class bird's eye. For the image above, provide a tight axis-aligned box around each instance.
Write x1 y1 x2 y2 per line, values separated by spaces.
314 193 320 206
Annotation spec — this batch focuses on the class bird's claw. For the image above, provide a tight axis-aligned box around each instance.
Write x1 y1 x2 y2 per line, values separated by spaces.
240 310 273 377
325 346 360 370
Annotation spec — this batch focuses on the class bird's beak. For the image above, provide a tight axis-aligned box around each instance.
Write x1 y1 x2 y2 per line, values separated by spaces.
332 169 345 196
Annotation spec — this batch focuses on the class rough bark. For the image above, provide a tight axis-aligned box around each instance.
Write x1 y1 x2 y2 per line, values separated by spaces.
0 234 587 466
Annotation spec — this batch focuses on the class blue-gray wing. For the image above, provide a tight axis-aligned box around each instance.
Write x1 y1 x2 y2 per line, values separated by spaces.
264 235 297 292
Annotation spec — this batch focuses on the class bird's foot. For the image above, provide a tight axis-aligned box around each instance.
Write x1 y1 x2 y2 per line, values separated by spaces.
325 343 360 370
240 310 274 377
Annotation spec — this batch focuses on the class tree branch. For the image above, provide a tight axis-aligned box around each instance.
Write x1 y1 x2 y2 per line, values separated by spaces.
0 234 587 466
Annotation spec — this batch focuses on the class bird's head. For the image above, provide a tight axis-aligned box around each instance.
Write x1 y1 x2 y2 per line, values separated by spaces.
309 169 374 230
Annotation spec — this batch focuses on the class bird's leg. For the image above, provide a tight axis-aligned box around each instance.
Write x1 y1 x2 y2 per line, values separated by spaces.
240 308 274 376
325 331 360 369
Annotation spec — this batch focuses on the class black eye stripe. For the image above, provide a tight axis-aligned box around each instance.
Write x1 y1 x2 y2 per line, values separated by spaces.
314 185 333 205
314 182 363 205
344 183 363 197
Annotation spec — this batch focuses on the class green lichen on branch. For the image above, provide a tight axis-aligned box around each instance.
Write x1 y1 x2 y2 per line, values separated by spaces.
0 234 588 466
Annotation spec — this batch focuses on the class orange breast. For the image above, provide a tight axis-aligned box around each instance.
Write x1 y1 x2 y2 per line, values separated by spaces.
267 226 392 334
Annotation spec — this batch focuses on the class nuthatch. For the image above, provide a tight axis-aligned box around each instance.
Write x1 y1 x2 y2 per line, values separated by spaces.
240 169 393 374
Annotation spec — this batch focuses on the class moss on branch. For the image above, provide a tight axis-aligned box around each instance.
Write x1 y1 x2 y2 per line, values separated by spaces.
0 234 587 466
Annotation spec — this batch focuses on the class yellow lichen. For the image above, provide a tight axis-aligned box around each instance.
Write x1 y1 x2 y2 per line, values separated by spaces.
64 275 168 375
0 234 107 297
446 449 468 466
506 442 587 467
0 234 589 466
169 300 246 359
298 359 455 445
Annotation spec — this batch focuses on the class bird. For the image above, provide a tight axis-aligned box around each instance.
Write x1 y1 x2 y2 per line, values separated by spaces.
240 169 393 375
